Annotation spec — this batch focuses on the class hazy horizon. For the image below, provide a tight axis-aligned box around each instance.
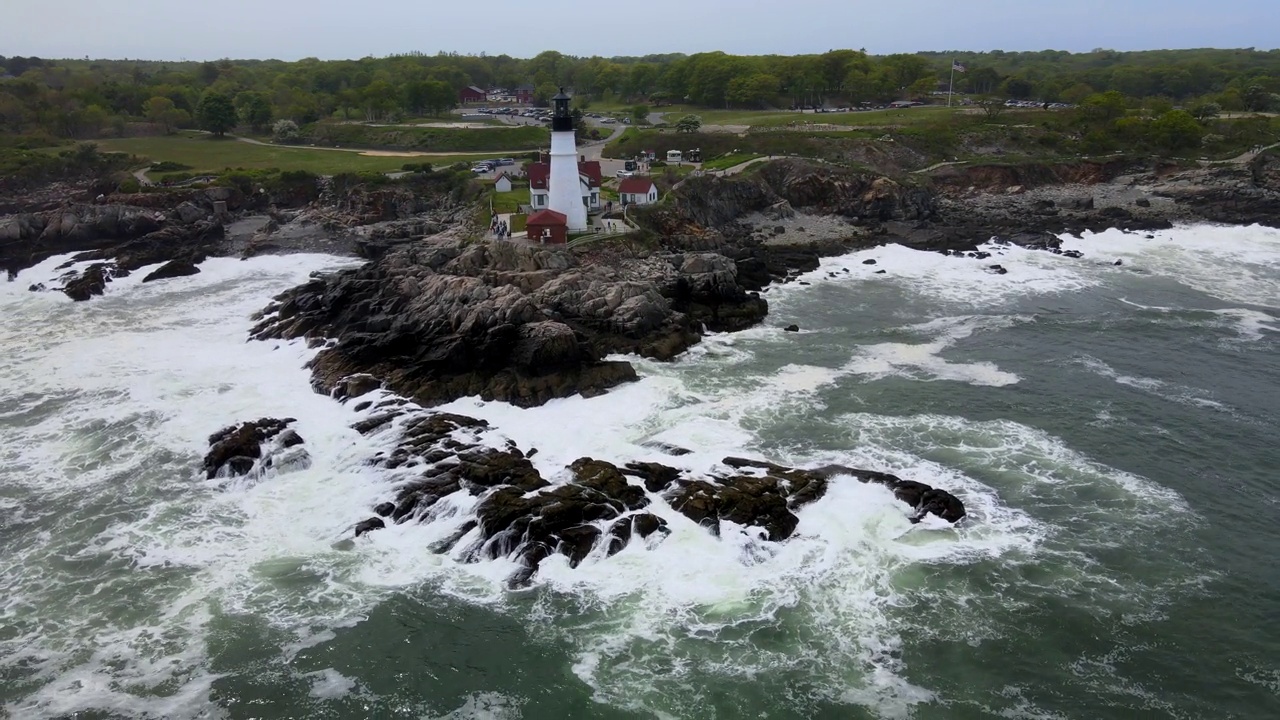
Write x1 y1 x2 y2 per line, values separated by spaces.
3 0 1277 63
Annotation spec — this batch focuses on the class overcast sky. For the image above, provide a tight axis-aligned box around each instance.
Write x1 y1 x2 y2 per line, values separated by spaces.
3 0 1276 61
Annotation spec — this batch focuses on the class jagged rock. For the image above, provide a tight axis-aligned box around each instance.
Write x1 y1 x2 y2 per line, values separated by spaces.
784 324 800 332
142 260 200 283
1135 198 1151 208
61 263 116 301
358 410 967 584
203 417 302 479
173 201 206 224
987 264 1008 275
335 373 382 400
248 239 770 408
623 461 683 492
875 269 886 274
1114 259 1124 266
862 259 877 265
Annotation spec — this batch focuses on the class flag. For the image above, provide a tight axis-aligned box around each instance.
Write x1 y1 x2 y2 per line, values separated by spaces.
952 61 967 73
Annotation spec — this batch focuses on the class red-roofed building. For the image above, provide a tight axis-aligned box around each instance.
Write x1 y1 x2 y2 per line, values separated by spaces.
526 209 568 244
528 159 602 214
618 176 659 206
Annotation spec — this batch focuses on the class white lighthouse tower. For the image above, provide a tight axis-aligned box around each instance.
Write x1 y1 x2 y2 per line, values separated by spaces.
547 89 588 231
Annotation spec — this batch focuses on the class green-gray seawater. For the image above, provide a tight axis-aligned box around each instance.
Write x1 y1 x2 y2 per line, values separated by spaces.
1 225 1277 719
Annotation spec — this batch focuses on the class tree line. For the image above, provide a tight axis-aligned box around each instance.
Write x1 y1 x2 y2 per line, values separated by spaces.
1 47 1278 141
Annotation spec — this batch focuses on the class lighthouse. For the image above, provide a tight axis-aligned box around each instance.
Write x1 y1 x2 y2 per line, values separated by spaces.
547 89 588 231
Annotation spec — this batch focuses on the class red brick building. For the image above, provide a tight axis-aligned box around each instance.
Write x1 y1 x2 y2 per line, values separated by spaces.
526 209 568 244
514 84 535 104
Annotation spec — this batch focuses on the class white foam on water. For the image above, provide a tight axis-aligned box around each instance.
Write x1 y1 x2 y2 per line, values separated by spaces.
425 691 525 720
432 357 1055 717
1211 308 1280 341
1072 354 1235 414
843 315 1024 387
763 240 1102 308
305 668 359 700
1117 298 1279 343
1061 224 1280 309
1 223 1232 718
0 253 519 718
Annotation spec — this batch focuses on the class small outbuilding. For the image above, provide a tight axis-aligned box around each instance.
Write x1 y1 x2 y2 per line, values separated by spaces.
666 149 683 163
618 177 659 206
494 173 513 193
526 209 568 244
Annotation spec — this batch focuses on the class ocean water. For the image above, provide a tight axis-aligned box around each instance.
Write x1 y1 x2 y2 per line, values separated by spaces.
1 225 1278 719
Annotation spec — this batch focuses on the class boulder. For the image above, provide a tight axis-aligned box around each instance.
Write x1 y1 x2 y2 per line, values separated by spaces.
142 260 201 283
354 517 385 537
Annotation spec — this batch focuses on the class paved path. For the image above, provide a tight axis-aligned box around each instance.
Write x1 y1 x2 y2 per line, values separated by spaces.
1200 140 1280 166
911 160 969 174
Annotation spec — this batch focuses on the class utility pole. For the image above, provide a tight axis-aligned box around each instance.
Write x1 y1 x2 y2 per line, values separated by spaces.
948 60 956 108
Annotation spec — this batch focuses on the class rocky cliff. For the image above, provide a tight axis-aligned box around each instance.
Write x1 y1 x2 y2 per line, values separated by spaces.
249 239 768 408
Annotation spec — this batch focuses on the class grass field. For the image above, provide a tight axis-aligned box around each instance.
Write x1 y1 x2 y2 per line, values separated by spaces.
652 104 969 128
93 133 508 175
490 185 531 214
701 153 763 171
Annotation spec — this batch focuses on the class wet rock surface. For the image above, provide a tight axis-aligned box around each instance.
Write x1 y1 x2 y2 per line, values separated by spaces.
203 417 309 480
348 407 966 586
249 239 768 408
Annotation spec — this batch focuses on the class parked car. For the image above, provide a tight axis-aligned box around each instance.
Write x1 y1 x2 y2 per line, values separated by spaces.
616 170 633 178
493 158 515 166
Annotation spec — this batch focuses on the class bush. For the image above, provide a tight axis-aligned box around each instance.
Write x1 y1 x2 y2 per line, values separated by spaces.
117 178 141 193
150 160 193 172
400 162 434 173
272 119 301 144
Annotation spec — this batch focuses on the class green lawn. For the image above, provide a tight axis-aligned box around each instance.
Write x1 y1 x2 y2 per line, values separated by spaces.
510 214 527 233
93 133 507 175
701 153 763 171
490 185 531 214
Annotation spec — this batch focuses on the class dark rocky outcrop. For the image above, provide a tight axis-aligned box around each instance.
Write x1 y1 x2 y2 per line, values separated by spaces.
249 240 768 408
203 417 308 480
142 260 201 283
61 263 119 301
351 407 966 586
0 188 246 278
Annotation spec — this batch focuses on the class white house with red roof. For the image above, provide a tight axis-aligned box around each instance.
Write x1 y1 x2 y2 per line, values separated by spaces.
527 158 603 214
618 176 659 206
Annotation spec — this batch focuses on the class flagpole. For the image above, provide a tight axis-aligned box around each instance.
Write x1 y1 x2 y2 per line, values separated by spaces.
948 60 955 107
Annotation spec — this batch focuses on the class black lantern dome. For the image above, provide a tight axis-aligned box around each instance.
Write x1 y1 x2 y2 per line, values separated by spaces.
551 88 573 132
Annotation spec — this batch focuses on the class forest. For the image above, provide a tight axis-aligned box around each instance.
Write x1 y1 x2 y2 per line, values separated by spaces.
2 47 1279 142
